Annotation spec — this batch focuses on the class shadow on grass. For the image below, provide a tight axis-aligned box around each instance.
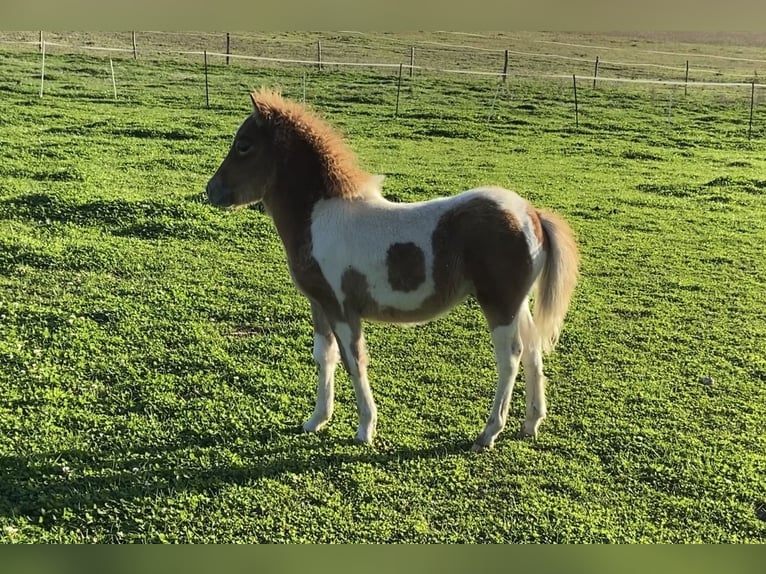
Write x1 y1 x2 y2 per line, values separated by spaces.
0 192 230 241
0 427 473 527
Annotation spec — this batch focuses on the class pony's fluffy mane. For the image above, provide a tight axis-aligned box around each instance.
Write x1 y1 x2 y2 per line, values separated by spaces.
251 89 381 200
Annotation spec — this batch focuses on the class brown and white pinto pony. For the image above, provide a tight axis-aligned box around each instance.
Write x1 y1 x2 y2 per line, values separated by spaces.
206 90 579 451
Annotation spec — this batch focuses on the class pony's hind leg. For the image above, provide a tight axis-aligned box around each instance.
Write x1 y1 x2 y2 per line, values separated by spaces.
472 315 523 452
518 301 547 438
303 301 340 433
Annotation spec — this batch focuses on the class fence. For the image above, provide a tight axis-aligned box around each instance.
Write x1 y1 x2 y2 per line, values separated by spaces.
2 31 764 81
1 30 764 137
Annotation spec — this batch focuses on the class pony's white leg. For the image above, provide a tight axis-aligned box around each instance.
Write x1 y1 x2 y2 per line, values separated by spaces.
519 301 547 438
334 320 377 444
303 303 340 433
472 317 523 452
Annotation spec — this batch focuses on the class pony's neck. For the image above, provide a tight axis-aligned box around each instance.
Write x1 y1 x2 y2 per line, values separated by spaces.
261 146 383 264
262 162 325 262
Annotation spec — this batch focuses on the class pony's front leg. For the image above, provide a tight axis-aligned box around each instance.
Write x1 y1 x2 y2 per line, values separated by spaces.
303 302 340 433
333 318 377 444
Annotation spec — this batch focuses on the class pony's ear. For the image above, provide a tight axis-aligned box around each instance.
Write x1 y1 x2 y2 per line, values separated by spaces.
250 92 271 127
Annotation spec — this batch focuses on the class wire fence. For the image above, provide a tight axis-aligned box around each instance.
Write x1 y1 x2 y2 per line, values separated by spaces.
1 30 764 83
1 31 764 138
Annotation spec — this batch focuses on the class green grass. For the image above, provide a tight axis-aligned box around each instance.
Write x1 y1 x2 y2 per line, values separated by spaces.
0 39 765 543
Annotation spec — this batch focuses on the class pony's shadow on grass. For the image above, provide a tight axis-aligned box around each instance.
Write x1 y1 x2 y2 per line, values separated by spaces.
0 424 472 526
0 192 228 241
1 193 189 227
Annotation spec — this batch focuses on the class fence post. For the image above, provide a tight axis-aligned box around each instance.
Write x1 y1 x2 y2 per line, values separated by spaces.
749 81 755 139
593 56 599 89
572 74 578 128
110 58 117 101
39 40 46 97
132 31 137 60
204 50 210 108
503 49 509 83
395 63 403 117
39 31 43 53
226 32 230 65
317 41 322 71
409 46 415 77
684 60 689 96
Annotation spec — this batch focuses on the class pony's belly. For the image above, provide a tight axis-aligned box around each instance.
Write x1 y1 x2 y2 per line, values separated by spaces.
364 268 435 310
359 280 472 324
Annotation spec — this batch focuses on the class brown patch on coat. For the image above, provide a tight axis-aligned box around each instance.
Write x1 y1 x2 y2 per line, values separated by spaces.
341 268 377 319
386 242 426 292
430 197 535 329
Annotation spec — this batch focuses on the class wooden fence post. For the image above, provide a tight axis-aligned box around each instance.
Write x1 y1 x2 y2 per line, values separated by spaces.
593 56 599 89
503 49 509 83
572 74 579 128
39 31 43 53
684 60 689 96
409 46 415 77
395 63 403 117
132 31 137 60
226 32 230 65
39 40 46 97
317 41 322 71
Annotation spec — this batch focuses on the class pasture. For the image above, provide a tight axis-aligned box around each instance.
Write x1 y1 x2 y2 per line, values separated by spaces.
0 34 765 543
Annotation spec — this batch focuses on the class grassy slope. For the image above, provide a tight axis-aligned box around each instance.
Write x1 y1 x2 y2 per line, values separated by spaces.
0 41 764 542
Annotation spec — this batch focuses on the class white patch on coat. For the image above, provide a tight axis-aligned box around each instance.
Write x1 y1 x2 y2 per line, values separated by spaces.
310 185 538 318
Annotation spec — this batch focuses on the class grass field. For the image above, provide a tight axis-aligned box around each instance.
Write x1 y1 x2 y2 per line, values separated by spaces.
0 34 765 543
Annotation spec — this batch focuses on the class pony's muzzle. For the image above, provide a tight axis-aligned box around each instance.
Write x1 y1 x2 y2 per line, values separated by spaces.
206 176 232 208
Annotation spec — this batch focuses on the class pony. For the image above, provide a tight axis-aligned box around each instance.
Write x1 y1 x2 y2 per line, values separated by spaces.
206 89 579 451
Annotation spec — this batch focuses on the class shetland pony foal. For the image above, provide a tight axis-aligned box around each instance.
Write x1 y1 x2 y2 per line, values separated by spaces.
206 90 579 451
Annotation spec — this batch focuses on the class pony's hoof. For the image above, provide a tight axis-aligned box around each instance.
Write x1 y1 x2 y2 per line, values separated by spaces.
470 441 494 453
302 417 329 433
471 433 495 452
519 420 541 439
354 428 375 445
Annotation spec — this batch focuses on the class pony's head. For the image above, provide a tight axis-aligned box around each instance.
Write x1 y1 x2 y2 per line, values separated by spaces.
206 91 281 208
207 90 379 210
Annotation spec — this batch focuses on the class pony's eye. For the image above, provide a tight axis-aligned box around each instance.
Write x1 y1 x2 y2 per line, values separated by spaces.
235 139 252 154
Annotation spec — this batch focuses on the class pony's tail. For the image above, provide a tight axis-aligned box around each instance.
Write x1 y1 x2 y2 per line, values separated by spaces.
533 210 580 353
